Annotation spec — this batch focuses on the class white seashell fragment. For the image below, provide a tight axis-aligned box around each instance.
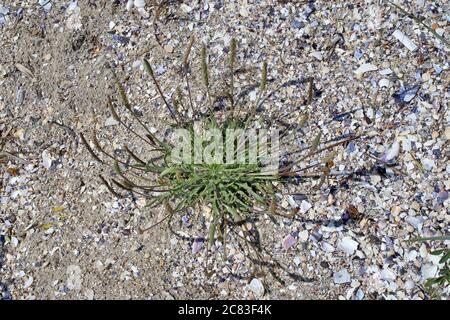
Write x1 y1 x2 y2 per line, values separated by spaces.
334 269 351 284
24 276 33 289
310 51 323 61
379 68 393 75
321 241 335 252
354 63 378 76
11 236 19 247
282 234 296 250
192 240 204 254
0 6 8 27
105 117 119 126
405 216 425 230
84 288 94 300
355 288 364 300
380 141 400 163
337 237 358 255
428 253 443 266
378 78 390 88
421 264 437 280
66 265 83 291
66 2 82 30
42 150 53 169
126 0 134 11
39 0 52 12
248 278 264 296
421 158 435 171
68 1 78 10
180 4 192 13
296 230 307 242
393 30 418 51
380 268 396 281
299 200 312 214
134 0 145 8
132 60 142 69
239 7 249 17
137 8 149 18
404 280 415 290
406 250 418 262
419 244 428 258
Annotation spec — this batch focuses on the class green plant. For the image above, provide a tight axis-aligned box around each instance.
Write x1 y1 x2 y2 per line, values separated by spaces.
80 38 356 283
409 235 450 297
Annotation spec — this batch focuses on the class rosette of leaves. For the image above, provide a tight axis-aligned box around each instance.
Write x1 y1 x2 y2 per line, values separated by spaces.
81 37 356 283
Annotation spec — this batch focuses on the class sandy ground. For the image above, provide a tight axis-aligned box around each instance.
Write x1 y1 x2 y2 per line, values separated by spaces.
1 0 449 300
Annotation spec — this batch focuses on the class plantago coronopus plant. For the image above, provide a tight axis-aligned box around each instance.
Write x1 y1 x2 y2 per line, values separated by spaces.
81 38 359 284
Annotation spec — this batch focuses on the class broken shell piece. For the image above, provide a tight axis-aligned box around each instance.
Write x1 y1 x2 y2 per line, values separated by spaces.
66 2 82 31
126 0 134 11
393 85 420 104
355 288 364 300
406 216 425 230
24 276 33 289
66 265 83 291
422 72 431 81
393 30 418 51
192 238 204 254
337 237 358 255
421 264 437 280
137 8 149 19
298 230 308 242
380 141 400 163
105 117 119 126
354 63 378 76
379 68 393 75
380 268 396 281
39 0 52 12
321 241 335 252
248 278 264 296
282 234 296 250
334 269 351 284
134 0 145 8
421 158 435 171
310 51 323 61
41 150 53 169
378 78 390 88
11 236 19 247
300 200 312 214
180 4 192 13
239 6 249 17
